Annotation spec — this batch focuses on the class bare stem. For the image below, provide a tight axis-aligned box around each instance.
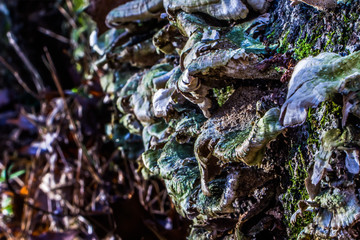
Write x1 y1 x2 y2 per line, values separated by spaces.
42 47 102 184
0 56 39 99
7 32 45 94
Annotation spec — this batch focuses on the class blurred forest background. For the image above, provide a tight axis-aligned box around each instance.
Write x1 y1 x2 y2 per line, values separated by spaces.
0 0 187 239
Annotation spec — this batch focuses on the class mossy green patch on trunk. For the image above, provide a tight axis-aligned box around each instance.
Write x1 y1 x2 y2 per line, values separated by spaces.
283 145 314 239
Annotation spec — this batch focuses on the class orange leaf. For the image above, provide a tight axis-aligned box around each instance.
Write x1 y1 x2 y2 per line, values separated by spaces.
20 186 28 196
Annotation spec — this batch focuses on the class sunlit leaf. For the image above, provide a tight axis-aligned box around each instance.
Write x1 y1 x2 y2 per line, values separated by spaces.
1 195 13 216
73 0 89 12
0 166 25 183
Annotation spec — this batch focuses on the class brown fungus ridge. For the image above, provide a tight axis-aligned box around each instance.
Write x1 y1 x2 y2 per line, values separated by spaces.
164 0 270 20
110 39 163 68
164 0 250 20
152 24 187 54
105 0 164 28
290 0 337 10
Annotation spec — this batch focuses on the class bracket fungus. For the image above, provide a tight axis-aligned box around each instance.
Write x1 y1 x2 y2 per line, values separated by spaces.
105 0 164 27
96 0 360 238
164 0 270 20
290 0 337 10
280 51 360 127
173 12 281 117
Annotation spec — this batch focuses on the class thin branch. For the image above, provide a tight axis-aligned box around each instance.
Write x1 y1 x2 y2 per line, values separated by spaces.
57 5 77 30
7 32 45 94
38 27 71 44
0 220 15 240
65 0 74 14
42 47 102 184
0 57 39 99
5 158 81 218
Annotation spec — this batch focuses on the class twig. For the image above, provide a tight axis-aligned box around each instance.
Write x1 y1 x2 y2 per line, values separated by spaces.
42 47 102 184
65 0 74 14
55 143 70 169
0 57 39 99
5 159 81 218
57 5 77 30
0 220 15 240
145 184 153 203
75 148 84 207
38 27 71 44
161 190 168 213
7 32 45 94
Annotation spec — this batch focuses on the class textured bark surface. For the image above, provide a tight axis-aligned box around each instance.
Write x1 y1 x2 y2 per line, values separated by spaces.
90 0 360 239
266 0 360 56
